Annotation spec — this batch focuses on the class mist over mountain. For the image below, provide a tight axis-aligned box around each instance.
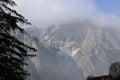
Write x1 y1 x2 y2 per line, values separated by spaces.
15 0 120 27
26 21 120 80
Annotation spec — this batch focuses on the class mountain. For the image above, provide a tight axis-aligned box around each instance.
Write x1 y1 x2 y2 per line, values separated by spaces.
30 36 84 80
26 21 120 80
25 28 84 80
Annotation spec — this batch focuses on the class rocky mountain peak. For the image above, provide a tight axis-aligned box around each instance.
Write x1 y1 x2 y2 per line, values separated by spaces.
26 21 120 80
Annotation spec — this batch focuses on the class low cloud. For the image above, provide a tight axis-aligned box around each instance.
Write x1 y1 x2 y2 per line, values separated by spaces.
14 0 120 27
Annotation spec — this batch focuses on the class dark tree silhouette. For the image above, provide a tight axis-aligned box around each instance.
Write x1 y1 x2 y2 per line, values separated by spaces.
86 75 111 80
86 61 120 80
86 75 94 80
109 61 120 80
0 0 36 80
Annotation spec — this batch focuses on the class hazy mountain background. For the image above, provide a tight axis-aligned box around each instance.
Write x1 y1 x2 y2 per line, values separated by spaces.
24 20 120 80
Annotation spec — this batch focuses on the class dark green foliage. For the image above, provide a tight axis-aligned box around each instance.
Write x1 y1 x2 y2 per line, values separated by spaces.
0 0 36 80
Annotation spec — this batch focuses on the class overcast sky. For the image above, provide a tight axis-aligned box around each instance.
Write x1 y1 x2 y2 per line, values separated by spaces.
14 0 120 27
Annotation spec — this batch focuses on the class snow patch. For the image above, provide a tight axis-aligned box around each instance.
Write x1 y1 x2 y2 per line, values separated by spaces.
72 49 79 57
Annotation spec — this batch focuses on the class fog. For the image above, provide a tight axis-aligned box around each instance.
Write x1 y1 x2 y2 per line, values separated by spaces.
14 0 120 27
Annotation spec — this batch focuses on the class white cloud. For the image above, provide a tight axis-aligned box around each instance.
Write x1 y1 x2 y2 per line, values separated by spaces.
14 0 120 27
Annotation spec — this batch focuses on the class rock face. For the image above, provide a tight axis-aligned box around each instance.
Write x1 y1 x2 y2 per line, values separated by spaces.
26 21 120 80
25 28 84 80
30 37 84 80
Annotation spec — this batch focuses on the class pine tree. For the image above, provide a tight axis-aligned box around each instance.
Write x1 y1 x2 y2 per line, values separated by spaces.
0 0 36 80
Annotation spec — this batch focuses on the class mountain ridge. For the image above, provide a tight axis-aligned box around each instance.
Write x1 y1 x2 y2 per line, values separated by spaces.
26 21 120 79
